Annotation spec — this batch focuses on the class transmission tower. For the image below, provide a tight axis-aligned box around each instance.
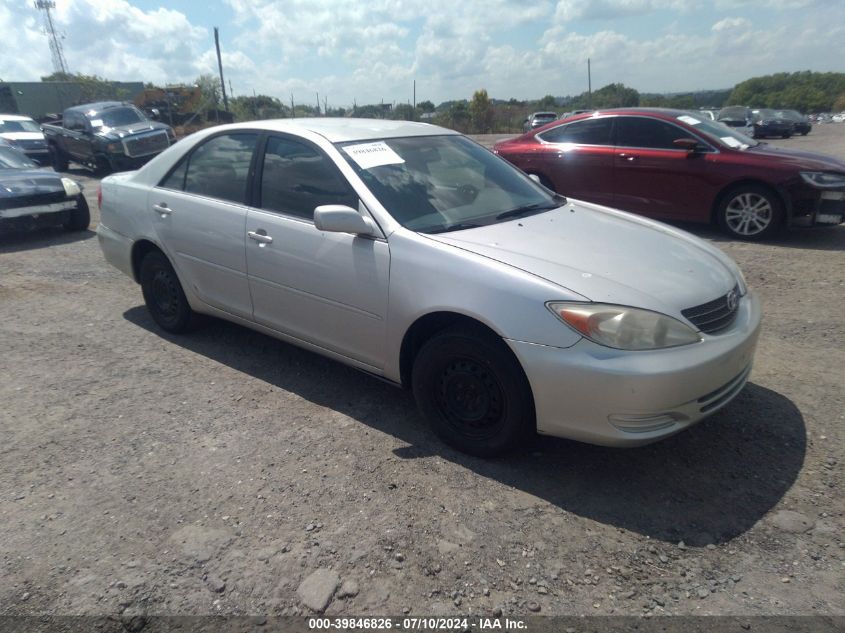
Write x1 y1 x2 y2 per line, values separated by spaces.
34 0 69 75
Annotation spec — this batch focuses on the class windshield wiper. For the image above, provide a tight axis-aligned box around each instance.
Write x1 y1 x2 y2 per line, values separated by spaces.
496 200 561 221
425 222 484 234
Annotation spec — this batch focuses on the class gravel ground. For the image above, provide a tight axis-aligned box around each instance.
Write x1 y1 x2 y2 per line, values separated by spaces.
1 124 843 619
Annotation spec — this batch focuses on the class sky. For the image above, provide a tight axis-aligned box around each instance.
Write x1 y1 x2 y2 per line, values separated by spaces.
1 0 843 108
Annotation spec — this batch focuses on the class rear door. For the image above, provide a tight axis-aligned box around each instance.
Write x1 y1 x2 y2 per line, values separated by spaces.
245 134 390 370
150 132 259 318
612 116 715 221
533 116 615 206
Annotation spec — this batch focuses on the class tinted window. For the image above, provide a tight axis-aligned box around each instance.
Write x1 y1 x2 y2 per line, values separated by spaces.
616 117 695 150
539 117 613 145
259 136 356 220
182 133 258 203
160 159 188 190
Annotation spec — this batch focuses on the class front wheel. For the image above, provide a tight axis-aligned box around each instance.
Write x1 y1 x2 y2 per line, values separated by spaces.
412 325 534 457
63 194 90 231
717 185 783 240
139 251 198 333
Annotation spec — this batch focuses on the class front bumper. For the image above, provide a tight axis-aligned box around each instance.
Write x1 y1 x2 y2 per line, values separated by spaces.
788 186 845 227
0 198 77 220
506 291 762 447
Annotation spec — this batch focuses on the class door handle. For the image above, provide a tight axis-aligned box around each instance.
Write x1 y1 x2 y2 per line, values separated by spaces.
248 230 273 244
153 203 172 216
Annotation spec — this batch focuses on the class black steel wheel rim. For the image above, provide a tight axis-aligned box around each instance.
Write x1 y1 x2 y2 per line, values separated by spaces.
435 357 506 439
150 269 180 319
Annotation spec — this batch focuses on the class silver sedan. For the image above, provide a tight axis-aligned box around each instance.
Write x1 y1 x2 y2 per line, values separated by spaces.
97 119 761 456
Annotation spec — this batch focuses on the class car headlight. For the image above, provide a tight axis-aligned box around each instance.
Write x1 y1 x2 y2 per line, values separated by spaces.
800 171 845 188
61 177 81 197
106 142 124 154
547 302 702 351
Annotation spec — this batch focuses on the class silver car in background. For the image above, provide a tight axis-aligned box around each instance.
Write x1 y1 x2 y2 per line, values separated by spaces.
97 119 761 456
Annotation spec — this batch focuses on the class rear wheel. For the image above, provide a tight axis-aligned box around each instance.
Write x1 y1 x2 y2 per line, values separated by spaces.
412 325 534 457
51 146 69 172
717 185 783 240
139 251 198 333
94 156 113 176
63 195 90 231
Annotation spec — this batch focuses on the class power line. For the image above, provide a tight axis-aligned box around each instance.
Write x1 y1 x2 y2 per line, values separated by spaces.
34 1 69 75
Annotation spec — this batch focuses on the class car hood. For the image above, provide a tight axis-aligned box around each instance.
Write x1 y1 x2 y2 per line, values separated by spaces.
745 143 845 172
0 169 64 195
97 121 171 140
424 201 739 316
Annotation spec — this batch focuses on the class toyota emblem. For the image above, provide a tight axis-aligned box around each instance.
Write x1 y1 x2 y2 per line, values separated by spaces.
726 289 738 312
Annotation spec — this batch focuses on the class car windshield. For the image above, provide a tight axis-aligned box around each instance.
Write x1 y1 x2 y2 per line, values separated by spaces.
0 146 38 169
775 110 804 121
717 106 749 121
0 119 42 133
678 113 758 149
90 106 147 128
336 135 562 233
534 113 556 120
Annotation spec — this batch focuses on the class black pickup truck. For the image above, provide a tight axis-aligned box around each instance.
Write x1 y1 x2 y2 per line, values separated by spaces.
42 101 176 174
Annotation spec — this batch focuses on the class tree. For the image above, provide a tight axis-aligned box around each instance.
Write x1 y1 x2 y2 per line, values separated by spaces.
194 74 222 109
417 100 435 114
469 89 494 133
392 103 415 121
834 93 845 112
41 71 130 102
536 94 557 109
728 71 845 112
230 95 288 121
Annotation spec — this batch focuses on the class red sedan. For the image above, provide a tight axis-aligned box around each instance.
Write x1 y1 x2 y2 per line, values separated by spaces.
493 108 845 239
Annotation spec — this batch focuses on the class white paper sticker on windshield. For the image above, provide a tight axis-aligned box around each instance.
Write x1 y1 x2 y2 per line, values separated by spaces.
89 119 104 128
343 141 405 170
677 115 701 125
720 136 742 148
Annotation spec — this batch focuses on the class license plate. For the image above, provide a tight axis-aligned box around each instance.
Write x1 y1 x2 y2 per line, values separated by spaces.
817 214 843 224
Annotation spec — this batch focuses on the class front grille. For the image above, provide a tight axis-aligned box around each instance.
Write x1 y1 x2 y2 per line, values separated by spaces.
0 189 65 211
681 285 740 334
123 131 169 158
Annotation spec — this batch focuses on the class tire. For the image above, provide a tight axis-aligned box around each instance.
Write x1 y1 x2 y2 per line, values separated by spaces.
781 132 791 139
94 156 112 176
139 251 197 333
51 146 69 172
411 324 534 457
717 185 783 240
63 194 90 231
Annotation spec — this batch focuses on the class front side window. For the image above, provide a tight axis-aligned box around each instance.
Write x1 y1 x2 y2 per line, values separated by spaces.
259 136 357 220
616 117 696 150
174 133 258 203
539 117 613 145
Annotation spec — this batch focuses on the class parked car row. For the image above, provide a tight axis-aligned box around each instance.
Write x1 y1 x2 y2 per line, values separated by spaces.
494 107 845 239
714 106 811 139
1 101 176 176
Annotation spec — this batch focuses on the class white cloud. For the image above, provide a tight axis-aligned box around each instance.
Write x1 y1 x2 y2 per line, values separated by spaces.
1 0 843 107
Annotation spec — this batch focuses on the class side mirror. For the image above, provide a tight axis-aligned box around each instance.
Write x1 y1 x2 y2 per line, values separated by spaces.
673 138 705 153
314 205 376 236
150 108 161 120
528 174 541 184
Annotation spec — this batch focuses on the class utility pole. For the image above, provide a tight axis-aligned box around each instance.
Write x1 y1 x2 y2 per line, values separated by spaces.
34 1 69 75
214 27 228 111
316 91 320 115
587 58 592 110
413 79 416 119
323 95 328 116
290 93 295 118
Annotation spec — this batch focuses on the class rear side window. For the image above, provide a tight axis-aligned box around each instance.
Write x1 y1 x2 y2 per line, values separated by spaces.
539 117 613 145
616 117 696 150
259 136 357 220
169 133 258 204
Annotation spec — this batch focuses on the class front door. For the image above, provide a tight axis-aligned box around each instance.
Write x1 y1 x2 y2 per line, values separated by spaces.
612 116 714 221
245 135 390 370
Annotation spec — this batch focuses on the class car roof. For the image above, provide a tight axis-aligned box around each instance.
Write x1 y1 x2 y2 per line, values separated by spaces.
65 101 131 115
532 112 558 117
0 114 36 121
212 118 460 143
